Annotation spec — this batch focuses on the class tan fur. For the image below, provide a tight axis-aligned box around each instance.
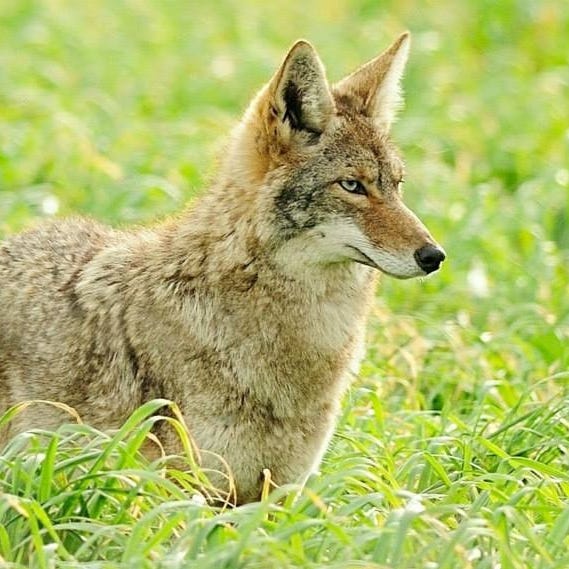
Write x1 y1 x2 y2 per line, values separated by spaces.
0 33 444 504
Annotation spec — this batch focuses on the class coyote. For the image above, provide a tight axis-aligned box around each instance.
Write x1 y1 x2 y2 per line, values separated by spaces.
0 33 444 504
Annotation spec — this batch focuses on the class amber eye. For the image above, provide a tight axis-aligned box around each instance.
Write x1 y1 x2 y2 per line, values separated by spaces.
339 180 367 195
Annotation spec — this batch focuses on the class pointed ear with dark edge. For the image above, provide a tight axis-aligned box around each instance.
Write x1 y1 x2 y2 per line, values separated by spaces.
268 40 335 138
333 32 410 131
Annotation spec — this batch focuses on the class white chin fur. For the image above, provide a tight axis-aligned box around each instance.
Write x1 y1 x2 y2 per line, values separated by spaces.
351 246 425 279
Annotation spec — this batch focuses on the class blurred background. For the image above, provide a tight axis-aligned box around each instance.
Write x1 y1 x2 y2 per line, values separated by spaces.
1 0 568 406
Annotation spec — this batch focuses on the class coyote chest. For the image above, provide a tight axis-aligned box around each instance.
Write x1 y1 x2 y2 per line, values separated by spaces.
130 269 372 503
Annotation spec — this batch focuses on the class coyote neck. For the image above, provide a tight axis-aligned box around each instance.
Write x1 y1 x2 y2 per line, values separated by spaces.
161 192 376 299
137 203 377 415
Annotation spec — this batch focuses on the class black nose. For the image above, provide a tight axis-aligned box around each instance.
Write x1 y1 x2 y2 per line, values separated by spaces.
414 245 446 274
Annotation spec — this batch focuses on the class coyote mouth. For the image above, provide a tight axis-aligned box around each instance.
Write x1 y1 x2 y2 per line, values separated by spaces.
346 245 413 280
346 245 380 270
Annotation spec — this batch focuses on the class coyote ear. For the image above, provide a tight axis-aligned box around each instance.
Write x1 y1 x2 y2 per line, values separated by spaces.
268 40 334 137
334 32 410 131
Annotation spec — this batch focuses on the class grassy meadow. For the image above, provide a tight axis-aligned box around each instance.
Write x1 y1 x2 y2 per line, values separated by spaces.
1 0 569 567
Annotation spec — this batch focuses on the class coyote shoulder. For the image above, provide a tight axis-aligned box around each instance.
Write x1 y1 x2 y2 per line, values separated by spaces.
0 33 445 504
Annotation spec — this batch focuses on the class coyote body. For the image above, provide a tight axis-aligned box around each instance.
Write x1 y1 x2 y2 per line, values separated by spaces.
0 34 444 504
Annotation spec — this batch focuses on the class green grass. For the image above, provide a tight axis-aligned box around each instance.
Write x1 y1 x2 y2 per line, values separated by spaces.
1 0 568 567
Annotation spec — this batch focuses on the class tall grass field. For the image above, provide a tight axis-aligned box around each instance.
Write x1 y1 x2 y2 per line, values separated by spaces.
1 1 568 567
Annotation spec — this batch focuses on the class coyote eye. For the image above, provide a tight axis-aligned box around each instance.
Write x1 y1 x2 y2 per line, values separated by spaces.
339 180 367 195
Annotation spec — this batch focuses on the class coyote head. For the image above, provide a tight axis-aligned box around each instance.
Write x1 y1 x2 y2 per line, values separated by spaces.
222 33 445 279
